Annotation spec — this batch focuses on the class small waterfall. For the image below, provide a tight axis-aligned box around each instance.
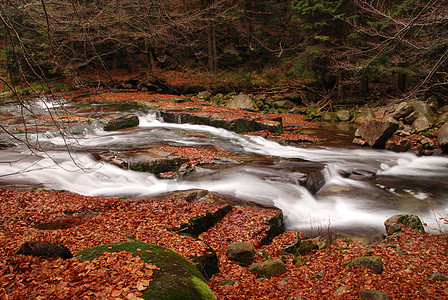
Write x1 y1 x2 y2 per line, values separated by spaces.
175 114 182 124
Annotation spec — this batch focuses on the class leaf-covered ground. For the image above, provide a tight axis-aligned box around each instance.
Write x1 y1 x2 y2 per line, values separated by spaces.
1 189 448 299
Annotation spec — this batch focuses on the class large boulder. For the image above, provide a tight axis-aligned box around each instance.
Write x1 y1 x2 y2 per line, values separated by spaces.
226 93 258 111
357 117 399 148
75 242 215 300
344 256 383 274
226 242 255 265
438 122 448 152
17 241 73 259
391 101 413 119
104 114 139 131
249 259 287 277
306 169 326 194
411 100 435 122
412 115 432 133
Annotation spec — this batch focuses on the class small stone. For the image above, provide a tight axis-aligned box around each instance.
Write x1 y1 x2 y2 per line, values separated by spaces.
344 256 383 274
249 259 287 277
334 286 351 296
311 271 323 279
226 242 255 265
17 241 73 260
426 272 448 281
359 289 392 300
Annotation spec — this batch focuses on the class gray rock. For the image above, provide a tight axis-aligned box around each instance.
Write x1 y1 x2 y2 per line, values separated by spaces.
359 289 392 300
411 100 435 123
334 286 351 296
357 117 399 148
412 114 432 132
227 93 258 111
392 102 413 119
274 100 295 109
438 112 448 126
17 241 73 260
306 169 326 194
249 259 287 277
352 137 369 147
344 256 383 274
403 111 419 124
354 108 373 125
226 242 255 265
335 109 351 121
384 214 425 235
438 122 448 152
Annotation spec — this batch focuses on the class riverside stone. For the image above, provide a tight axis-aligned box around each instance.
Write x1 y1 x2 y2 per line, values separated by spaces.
104 114 139 131
17 241 73 260
335 109 351 121
359 289 392 300
226 242 255 265
249 259 287 277
344 256 383 274
385 136 411 152
227 93 259 111
438 122 448 152
384 214 425 235
357 117 399 148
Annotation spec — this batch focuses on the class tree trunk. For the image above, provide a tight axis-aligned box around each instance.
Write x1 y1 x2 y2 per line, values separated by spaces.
360 78 369 94
398 73 406 92
337 69 345 99
145 37 155 78
207 24 217 71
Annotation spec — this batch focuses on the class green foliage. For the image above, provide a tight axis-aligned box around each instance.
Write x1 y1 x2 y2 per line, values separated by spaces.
292 0 347 29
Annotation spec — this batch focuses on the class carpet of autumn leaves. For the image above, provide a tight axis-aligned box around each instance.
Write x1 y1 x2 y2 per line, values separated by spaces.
1 188 448 299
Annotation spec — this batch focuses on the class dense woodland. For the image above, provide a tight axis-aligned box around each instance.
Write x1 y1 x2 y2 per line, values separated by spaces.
0 0 447 102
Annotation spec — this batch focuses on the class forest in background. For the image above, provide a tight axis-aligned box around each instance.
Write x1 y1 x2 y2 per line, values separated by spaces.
0 0 447 103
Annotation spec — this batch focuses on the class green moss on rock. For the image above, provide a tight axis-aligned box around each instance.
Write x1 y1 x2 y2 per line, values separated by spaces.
75 242 215 300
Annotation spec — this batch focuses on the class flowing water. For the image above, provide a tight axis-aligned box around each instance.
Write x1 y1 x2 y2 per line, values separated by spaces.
1 97 448 242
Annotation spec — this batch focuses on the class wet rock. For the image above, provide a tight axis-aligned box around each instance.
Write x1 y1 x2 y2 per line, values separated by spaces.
226 93 258 111
357 117 399 148
352 137 369 147
438 122 448 152
17 241 73 260
344 256 383 274
335 109 351 122
359 289 392 300
249 259 287 277
384 214 425 235
104 114 139 131
426 272 448 281
306 169 326 194
75 242 215 300
0 140 16 150
385 136 411 152
226 242 255 265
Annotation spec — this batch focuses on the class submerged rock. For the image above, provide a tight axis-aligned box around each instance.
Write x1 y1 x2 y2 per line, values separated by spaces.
17 241 73 260
75 242 215 300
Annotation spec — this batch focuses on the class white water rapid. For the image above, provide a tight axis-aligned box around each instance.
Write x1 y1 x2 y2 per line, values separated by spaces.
1 111 448 239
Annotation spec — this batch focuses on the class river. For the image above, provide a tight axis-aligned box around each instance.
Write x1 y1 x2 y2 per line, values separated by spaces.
1 96 448 242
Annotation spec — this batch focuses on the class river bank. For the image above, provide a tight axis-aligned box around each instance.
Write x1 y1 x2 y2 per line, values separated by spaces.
1 188 448 299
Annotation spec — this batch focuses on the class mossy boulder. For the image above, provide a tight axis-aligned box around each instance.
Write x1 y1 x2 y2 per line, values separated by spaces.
260 211 285 245
249 259 287 277
384 214 425 235
175 205 232 237
344 256 383 274
75 242 215 300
